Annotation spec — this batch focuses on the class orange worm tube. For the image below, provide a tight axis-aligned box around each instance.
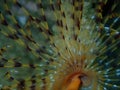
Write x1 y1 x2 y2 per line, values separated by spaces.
61 72 83 90
66 75 82 90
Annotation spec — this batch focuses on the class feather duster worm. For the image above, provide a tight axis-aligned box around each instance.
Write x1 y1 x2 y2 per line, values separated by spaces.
0 0 120 90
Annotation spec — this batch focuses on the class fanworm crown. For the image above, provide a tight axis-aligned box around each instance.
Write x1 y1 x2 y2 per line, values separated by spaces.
0 0 120 90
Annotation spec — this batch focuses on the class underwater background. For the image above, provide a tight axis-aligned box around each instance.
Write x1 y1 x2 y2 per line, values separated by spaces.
0 0 120 90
